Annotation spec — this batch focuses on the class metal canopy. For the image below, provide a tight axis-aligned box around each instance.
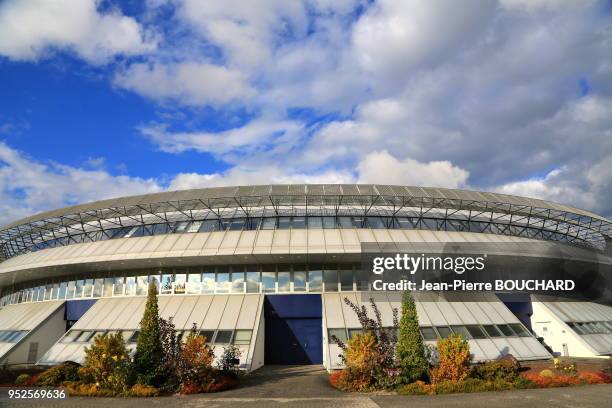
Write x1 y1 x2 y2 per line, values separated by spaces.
1 184 611 258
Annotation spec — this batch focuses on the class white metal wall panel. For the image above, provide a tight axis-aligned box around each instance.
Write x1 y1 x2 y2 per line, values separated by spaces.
271 230 291 254
340 292 361 327
323 294 345 328
218 295 243 329
171 296 200 329
236 295 262 329
290 229 308 254
201 296 228 329
191 296 214 329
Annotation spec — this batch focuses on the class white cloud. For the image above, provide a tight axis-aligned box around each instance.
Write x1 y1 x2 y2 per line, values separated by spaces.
357 150 469 188
114 61 255 106
0 142 162 225
0 0 156 63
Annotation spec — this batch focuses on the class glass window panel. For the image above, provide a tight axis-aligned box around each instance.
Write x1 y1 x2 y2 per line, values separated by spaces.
482 325 502 337
292 217 306 228
322 217 337 229
229 219 245 231
436 326 453 338
246 269 260 293
84 279 94 298
337 217 352 228
339 267 353 291
199 219 218 232
308 269 322 292
199 330 215 343
347 328 362 339
277 272 290 292
44 284 52 301
466 325 487 339
66 281 76 299
58 282 67 299
262 218 276 230
231 269 245 293
77 331 94 342
149 274 161 293
307 217 323 228
262 271 276 293
420 327 437 341
129 331 140 343
174 274 186 294
509 324 530 337
136 275 149 295
121 331 134 342
497 324 515 336
93 278 104 297
293 269 306 292
186 273 202 294
74 280 84 299
202 272 215 294
450 325 472 339
328 328 347 343
323 268 338 292
102 278 113 297
187 221 202 232
278 217 291 229
125 276 136 296
113 277 125 296
174 221 189 233
61 330 81 343
214 330 233 344
233 330 252 345
161 274 173 294
216 271 230 293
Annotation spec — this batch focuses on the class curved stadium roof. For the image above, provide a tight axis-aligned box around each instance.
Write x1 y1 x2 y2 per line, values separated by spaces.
1 184 611 258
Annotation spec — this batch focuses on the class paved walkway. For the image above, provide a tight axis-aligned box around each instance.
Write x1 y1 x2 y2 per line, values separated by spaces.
2 365 612 407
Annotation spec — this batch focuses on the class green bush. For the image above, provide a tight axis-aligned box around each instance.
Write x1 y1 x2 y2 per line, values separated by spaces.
14 373 31 386
80 332 131 392
539 369 554 378
471 359 520 382
36 361 81 387
396 291 429 383
398 380 430 395
133 281 164 386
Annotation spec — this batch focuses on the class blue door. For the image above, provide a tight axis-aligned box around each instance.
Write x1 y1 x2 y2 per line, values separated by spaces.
264 295 323 365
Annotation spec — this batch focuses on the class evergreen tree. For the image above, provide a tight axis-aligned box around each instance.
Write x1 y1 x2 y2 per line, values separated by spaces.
396 291 429 383
133 281 163 385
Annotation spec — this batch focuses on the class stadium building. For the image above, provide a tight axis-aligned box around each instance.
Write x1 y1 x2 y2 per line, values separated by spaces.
0 184 611 370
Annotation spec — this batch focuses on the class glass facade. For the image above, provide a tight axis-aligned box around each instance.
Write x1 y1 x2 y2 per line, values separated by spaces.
0 264 362 306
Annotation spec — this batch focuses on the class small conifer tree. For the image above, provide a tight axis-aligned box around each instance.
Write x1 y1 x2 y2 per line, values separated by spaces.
133 281 164 385
396 291 429 383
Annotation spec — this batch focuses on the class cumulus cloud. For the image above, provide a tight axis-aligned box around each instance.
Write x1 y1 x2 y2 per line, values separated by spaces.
0 142 162 225
357 150 469 188
114 61 255 106
0 0 156 63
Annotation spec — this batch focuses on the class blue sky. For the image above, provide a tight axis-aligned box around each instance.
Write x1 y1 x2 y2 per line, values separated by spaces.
1 0 611 224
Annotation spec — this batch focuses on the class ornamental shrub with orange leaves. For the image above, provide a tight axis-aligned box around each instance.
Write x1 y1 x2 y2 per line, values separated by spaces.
177 330 215 387
429 334 471 384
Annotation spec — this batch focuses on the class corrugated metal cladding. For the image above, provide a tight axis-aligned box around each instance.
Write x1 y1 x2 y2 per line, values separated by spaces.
0 301 64 360
322 293 550 369
535 298 612 354
40 295 264 369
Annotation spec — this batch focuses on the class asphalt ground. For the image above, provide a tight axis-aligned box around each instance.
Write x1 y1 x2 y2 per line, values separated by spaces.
2 365 611 408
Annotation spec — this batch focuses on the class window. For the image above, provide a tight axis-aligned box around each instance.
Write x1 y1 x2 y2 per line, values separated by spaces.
103 278 114 297
125 276 136 296
202 272 215 293
323 268 338 292
293 269 306 292
420 327 437 341
114 277 125 296
497 324 515 336
214 330 233 344
231 269 245 293
277 271 290 292
246 270 260 293
482 325 502 337
466 325 487 339
129 331 140 343
233 330 252 345
174 273 186 294
61 330 82 343
347 328 363 339
93 279 104 297
435 326 453 338
187 273 202 294
509 324 530 337
58 282 67 299
199 330 215 343
308 268 322 292
339 267 353 291
136 275 149 295
121 331 135 343
450 326 472 339
328 328 348 343
66 281 76 299
262 271 276 293
76 331 94 342
83 279 94 298
161 274 173 294
216 270 230 293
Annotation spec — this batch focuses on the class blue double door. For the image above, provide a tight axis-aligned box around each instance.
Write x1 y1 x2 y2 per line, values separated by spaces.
264 295 323 365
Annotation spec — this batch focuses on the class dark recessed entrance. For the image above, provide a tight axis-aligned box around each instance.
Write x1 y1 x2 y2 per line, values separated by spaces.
264 294 323 365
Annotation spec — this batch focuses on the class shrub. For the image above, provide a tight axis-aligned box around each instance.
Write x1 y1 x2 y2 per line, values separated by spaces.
129 384 160 397
81 332 130 392
471 359 520 382
429 334 471 384
133 281 164 386
14 373 31 386
396 291 429 383
156 316 181 393
578 371 612 384
201 374 237 393
217 344 242 373
539 369 554 378
178 329 215 386
398 380 431 395
36 361 81 387
343 331 378 390
64 382 116 397
329 370 350 390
